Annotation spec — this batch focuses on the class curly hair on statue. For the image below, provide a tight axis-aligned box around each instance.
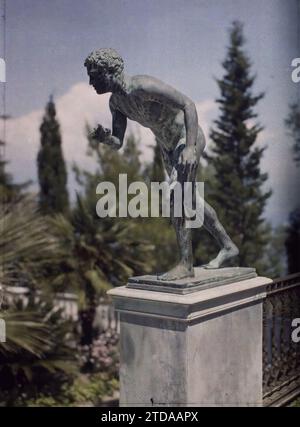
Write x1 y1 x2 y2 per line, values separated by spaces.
84 48 124 78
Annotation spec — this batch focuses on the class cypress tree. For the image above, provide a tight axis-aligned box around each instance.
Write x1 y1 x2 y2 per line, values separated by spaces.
285 209 300 274
206 21 271 269
37 97 69 214
0 140 16 202
285 103 300 164
1 113 26 202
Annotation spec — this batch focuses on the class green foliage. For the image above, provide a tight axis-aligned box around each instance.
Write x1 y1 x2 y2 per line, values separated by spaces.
204 21 271 273
0 300 77 406
65 373 118 406
20 373 118 407
285 103 300 165
261 225 287 278
285 208 300 274
0 151 18 203
0 139 29 204
37 97 69 215
143 140 165 183
0 196 77 406
131 217 177 273
285 103 300 274
290 397 300 407
51 199 154 295
0 196 65 289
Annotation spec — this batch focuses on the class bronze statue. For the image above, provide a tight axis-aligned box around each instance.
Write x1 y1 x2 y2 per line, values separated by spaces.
85 48 238 280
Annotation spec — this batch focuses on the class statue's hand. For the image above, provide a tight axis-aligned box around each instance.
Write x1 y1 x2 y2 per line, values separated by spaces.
90 124 111 143
179 146 196 166
90 125 121 150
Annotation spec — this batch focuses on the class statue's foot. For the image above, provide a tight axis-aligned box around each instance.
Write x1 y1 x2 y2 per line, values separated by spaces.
204 244 239 269
158 263 194 281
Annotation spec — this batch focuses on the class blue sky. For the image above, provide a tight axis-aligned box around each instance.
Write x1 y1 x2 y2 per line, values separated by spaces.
6 0 299 117
1 0 300 225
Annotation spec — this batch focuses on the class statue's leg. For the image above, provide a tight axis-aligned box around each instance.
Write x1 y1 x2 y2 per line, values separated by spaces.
200 196 239 268
159 204 195 281
159 141 195 280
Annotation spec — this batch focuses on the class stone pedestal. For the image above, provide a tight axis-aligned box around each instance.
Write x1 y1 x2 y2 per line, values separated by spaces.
108 270 272 407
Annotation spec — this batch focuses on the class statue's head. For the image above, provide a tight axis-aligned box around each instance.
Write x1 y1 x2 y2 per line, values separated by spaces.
84 48 124 94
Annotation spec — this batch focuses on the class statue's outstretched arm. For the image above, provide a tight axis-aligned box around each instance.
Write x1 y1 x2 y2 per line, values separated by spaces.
90 103 127 150
110 107 127 149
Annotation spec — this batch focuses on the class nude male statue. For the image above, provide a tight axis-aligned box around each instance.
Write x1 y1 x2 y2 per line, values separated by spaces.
84 48 238 280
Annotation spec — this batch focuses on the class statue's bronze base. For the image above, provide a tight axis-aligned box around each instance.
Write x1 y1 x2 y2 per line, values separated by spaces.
127 267 257 294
